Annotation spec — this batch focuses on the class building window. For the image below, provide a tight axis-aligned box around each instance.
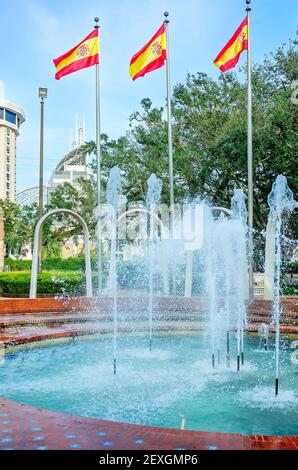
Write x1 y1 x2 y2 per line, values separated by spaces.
0 108 4 119
5 110 16 125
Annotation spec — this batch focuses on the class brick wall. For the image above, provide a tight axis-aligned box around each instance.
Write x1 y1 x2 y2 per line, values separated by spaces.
0 295 297 316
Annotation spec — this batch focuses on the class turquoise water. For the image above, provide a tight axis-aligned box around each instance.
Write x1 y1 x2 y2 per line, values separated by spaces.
0 334 297 435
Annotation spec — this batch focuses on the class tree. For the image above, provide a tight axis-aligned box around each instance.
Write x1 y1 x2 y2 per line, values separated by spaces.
5 39 296 261
83 40 297 231
0 199 36 257
43 177 97 254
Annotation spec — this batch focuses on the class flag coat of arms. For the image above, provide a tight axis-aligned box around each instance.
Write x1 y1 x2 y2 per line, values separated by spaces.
53 28 99 80
214 17 248 72
129 23 167 80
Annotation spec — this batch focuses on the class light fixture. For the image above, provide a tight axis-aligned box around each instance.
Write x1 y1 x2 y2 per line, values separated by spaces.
38 87 48 100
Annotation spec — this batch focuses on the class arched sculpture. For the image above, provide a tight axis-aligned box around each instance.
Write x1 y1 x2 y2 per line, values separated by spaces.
30 209 92 298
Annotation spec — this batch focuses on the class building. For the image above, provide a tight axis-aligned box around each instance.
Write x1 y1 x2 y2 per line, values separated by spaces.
48 116 90 190
47 116 91 259
0 209 4 271
0 100 25 201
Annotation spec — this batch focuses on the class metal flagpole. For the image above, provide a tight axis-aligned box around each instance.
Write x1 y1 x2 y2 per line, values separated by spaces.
94 17 102 293
246 0 254 301
164 11 176 295
164 11 174 229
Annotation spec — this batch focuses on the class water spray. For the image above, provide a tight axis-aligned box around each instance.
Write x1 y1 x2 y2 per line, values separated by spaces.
107 166 122 375
267 175 297 396
146 174 163 352
226 330 230 368
258 323 269 351
241 319 245 366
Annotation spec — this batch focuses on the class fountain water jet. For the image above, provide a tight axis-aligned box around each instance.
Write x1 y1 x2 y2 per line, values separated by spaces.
106 166 122 374
146 174 163 351
267 175 297 395
258 323 269 351
203 188 248 370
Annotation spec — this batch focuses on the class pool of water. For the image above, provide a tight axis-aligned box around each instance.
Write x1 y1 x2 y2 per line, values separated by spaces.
0 333 297 435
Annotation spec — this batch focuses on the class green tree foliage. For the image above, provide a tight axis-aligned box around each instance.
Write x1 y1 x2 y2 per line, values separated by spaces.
1 40 296 258
84 40 297 230
0 199 37 256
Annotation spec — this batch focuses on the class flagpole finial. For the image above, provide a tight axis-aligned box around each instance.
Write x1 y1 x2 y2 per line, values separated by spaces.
94 17 99 28
164 11 169 23
246 0 251 11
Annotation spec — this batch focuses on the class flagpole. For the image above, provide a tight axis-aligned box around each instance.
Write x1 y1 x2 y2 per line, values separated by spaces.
164 11 176 296
246 0 254 301
94 17 102 294
164 12 174 229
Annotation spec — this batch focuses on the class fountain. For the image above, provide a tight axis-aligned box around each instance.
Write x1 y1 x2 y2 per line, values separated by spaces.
106 165 122 374
267 175 297 395
103 173 297 393
9 170 296 439
202 189 248 370
258 323 269 351
146 174 163 351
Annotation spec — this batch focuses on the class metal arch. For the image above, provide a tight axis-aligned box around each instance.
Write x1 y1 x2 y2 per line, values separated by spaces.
211 206 232 216
16 185 48 206
117 207 167 237
29 209 92 298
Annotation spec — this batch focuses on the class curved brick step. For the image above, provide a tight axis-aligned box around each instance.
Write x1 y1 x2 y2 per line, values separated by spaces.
1 320 208 347
0 396 297 450
0 311 208 329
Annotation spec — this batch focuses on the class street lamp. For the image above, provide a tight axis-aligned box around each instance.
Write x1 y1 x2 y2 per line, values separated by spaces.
38 87 47 271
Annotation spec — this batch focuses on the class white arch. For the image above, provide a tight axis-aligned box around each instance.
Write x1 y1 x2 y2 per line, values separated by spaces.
117 207 167 238
212 206 232 216
30 209 92 298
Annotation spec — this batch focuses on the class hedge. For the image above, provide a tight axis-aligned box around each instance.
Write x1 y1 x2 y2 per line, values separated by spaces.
283 284 298 295
4 257 88 272
0 270 296 296
287 261 298 273
0 271 88 296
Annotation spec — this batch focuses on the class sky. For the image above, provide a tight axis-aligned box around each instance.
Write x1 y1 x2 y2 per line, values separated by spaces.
0 0 296 192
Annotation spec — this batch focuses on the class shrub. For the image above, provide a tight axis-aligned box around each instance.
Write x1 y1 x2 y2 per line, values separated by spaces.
4 257 92 272
4 258 32 271
287 261 298 273
0 271 87 296
283 284 298 296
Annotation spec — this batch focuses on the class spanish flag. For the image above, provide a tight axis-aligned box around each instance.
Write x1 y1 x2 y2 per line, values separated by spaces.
129 24 166 81
53 29 99 80
214 17 248 72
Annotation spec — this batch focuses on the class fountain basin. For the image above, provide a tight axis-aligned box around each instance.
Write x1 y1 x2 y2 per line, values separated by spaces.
0 296 297 450
1 333 298 437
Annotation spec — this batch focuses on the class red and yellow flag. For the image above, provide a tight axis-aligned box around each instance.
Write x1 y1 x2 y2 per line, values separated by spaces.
53 29 99 80
214 17 248 72
129 23 167 81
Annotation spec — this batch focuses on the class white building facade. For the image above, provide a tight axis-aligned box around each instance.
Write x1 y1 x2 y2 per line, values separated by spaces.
0 100 25 201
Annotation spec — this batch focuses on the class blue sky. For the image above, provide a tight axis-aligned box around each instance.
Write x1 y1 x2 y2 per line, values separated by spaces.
0 0 296 192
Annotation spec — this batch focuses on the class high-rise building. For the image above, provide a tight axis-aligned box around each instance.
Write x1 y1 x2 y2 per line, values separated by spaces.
0 99 25 201
48 115 89 190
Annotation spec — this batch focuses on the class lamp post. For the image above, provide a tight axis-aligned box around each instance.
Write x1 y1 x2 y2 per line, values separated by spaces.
38 87 47 271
